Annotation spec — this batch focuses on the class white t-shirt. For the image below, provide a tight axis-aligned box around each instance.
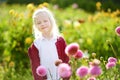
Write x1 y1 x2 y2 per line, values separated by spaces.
34 35 60 80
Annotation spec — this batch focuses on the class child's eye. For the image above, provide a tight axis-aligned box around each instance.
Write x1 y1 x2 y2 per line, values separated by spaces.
37 22 41 24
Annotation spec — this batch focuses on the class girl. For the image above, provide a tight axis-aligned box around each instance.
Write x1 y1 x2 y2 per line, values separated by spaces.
28 8 69 80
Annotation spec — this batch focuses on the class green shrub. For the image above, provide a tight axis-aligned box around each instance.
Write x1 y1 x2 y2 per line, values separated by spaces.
6 0 120 12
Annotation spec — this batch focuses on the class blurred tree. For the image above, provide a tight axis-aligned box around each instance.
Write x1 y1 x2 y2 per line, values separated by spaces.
7 0 41 4
6 0 120 14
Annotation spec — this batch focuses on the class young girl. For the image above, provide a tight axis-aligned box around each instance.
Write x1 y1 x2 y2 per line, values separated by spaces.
28 7 69 80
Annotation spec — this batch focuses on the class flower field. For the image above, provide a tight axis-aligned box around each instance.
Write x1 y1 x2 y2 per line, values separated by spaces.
0 2 120 80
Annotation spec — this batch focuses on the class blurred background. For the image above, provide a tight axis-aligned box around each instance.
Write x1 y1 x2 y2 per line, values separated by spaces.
1 0 120 12
0 0 120 80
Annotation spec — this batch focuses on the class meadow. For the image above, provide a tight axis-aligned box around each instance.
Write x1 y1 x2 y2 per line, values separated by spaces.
0 2 120 80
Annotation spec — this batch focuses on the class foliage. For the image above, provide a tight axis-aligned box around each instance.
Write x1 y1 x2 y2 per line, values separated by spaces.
6 0 120 12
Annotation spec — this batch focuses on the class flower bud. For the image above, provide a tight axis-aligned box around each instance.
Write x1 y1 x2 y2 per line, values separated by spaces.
115 26 120 36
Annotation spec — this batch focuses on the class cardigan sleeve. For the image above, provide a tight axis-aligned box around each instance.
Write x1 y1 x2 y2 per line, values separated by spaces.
61 38 69 63
28 44 47 80
56 37 69 63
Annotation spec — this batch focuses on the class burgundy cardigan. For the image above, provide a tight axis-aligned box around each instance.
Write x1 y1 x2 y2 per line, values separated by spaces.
28 37 69 80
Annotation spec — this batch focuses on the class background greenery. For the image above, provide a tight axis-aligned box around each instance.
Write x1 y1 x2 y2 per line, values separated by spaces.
0 1 120 80
6 0 120 12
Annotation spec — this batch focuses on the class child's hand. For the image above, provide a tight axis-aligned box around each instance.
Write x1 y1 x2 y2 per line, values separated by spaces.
55 59 63 66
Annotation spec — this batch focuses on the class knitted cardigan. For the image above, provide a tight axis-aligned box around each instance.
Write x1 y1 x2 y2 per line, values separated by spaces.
28 37 69 80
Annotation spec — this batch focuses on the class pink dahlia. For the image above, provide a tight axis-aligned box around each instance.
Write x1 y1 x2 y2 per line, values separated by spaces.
76 66 89 78
65 43 79 56
115 26 120 36
36 65 47 77
106 62 116 69
58 63 72 78
108 57 117 63
73 50 83 59
89 66 102 76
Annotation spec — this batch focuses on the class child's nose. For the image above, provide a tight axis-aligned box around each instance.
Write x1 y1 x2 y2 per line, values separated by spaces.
41 22 45 26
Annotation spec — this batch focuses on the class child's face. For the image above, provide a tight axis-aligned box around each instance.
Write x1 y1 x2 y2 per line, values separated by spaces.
34 12 52 34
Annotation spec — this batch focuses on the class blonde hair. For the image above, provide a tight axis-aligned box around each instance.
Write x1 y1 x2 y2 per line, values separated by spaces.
32 7 59 39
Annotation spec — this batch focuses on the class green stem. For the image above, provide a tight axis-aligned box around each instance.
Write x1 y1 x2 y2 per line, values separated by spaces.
109 43 117 58
70 58 77 79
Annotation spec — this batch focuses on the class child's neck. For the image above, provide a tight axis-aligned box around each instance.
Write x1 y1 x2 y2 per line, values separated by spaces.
42 33 53 40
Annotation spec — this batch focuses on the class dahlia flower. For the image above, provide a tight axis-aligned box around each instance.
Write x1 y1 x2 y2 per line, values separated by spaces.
89 66 102 76
106 62 116 69
73 50 83 59
65 43 79 56
115 26 120 36
76 66 89 78
58 63 72 78
108 57 117 63
36 65 47 77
